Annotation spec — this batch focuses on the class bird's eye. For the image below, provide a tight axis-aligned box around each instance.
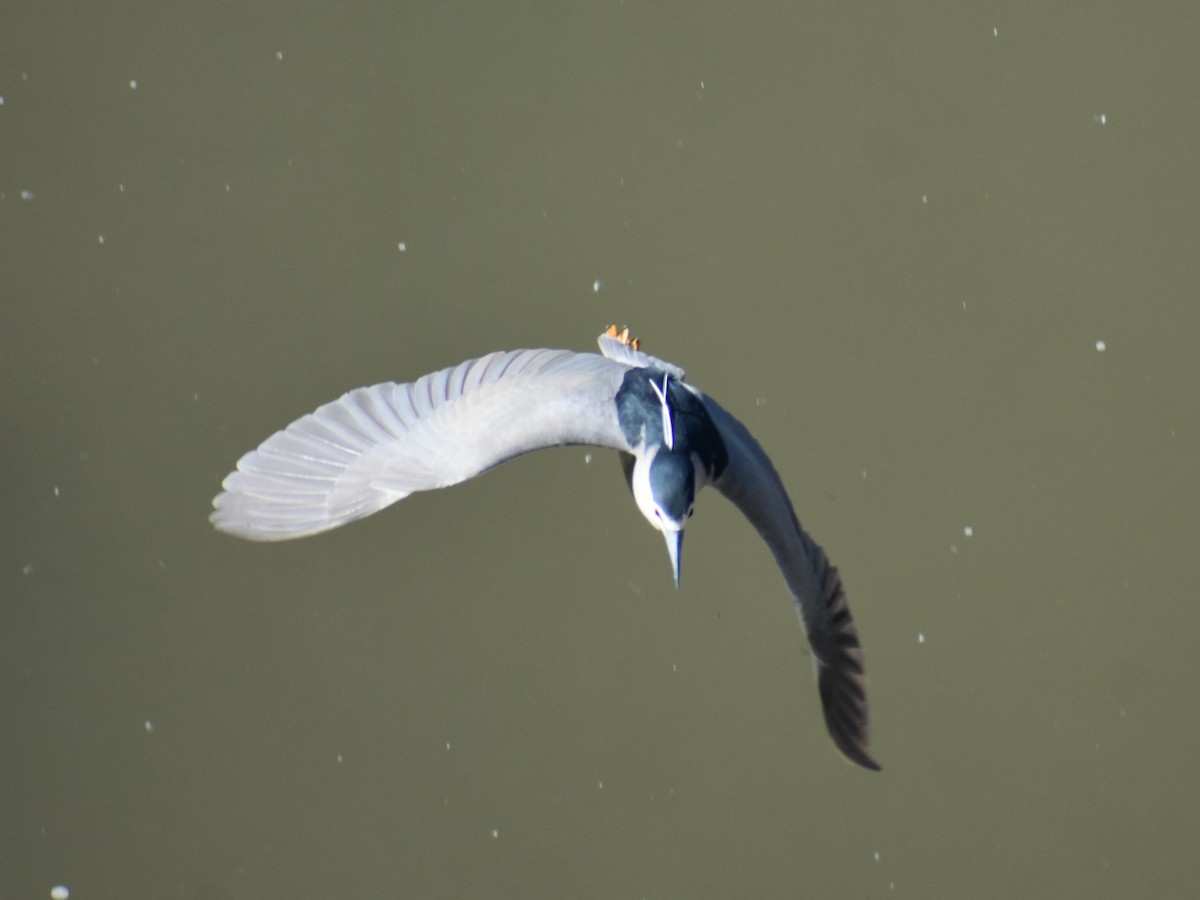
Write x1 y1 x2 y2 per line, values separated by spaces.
687 506 695 518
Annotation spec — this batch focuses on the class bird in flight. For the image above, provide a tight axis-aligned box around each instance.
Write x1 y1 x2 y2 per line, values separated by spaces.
212 325 879 770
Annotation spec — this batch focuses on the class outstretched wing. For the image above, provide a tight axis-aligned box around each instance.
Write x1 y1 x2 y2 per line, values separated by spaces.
212 348 634 540
700 394 879 771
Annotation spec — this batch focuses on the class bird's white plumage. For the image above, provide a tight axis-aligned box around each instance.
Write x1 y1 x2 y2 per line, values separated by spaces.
212 347 635 540
596 332 685 378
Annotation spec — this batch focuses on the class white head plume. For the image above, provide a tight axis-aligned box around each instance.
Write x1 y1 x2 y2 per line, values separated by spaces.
648 373 674 450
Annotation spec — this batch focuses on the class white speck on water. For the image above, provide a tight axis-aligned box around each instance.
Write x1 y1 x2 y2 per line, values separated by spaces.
118 182 125 193
598 780 604 789
224 184 231 193
276 51 284 61
671 663 678 673
0 96 5 105
51 886 70 900
963 525 973 537
949 543 959 555
22 562 34 575
700 79 705 90
592 278 603 292
144 720 155 733
1094 112 1107 125
491 828 500 839
397 241 407 252
917 632 926 644
583 452 593 464
1095 339 1106 352
874 850 882 861
98 234 105 245
754 397 766 407
20 189 34 200
129 79 138 89
336 753 343 763
992 26 999 37
53 486 60 497
861 469 868 480
921 194 928 204
445 741 452 751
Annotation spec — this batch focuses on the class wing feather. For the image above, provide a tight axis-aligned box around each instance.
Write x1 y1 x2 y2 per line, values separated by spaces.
701 394 879 771
212 348 633 541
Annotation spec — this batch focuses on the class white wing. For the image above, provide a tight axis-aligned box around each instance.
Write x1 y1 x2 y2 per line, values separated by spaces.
701 394 878 770
212 348 634 540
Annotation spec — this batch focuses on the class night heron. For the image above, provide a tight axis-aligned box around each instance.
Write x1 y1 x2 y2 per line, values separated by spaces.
211 326 879 770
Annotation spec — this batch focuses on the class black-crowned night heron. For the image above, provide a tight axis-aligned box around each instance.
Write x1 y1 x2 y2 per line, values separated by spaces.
212 326 879 770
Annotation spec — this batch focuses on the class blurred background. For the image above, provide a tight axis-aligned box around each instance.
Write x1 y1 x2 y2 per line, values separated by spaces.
3 2 1198 898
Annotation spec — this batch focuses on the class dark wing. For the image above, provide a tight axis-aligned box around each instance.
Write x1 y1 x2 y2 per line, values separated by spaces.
701 394 879 771
212 348 634 540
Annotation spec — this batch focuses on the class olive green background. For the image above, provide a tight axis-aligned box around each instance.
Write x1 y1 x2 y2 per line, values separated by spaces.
3 3 1198 898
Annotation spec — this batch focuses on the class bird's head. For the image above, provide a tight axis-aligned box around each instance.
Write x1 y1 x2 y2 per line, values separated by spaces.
630 447 696 588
